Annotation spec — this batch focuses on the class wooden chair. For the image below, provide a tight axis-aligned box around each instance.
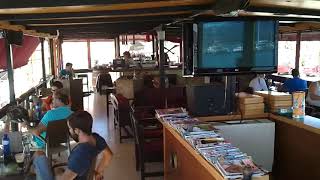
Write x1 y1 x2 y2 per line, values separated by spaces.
130 105 163 180
38 119 71 167
110 93 133 143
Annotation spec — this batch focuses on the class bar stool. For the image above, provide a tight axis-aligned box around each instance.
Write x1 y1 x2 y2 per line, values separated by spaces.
77 73 89 91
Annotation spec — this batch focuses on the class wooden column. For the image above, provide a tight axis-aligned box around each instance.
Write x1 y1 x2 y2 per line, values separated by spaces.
114 36 120 58
295 32 301 70
49 39 55 76
40 38 47 87
87 39 92 69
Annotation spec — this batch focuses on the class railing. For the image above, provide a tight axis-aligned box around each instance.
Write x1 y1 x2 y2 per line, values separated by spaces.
0 75 54 119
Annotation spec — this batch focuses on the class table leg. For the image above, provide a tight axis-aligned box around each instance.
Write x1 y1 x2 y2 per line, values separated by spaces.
107 93 110 118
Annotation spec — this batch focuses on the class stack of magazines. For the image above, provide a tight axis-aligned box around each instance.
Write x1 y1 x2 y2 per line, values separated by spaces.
156 108 268 179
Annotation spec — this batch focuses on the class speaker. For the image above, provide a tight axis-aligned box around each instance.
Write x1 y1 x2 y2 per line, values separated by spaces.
7 30 24 46
182 23 195 76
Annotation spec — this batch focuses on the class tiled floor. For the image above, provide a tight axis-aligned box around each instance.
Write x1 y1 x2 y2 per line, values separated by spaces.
84 93 163 180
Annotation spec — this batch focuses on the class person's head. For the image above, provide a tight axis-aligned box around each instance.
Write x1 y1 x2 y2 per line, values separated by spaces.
123 51 131 61
52 89 69 108
67 111 93 142
51 81 63 92
292 69 300 77
65 63 73 71
256 74 265 79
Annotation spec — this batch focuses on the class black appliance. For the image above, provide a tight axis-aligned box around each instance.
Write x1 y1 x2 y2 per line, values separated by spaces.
186 76 236 116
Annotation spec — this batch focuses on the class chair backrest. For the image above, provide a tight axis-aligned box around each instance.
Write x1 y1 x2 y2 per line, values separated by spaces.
46 119 69 147
110 93 119 111
98 73 113 87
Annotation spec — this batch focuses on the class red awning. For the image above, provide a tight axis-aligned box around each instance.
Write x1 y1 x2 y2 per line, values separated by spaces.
0 36 40 70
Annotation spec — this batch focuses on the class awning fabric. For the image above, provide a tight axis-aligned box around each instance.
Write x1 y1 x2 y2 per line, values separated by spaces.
0 36 40 69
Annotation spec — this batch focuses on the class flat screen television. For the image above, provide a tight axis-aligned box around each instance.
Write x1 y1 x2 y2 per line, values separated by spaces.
183 18 278 76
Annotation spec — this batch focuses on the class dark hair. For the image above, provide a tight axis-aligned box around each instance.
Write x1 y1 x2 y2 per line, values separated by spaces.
123 51 130 57
292 69 299 77
54 89 69 105
68 111 93 135
66 62 73 67
51 81 63 89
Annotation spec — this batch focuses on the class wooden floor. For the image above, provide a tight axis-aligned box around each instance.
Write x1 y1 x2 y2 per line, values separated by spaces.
84 93 163 180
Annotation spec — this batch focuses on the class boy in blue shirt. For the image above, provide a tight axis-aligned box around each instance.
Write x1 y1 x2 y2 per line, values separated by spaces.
32 111 113 180
31 90 73 148
283 69 307 93
59 62 73 79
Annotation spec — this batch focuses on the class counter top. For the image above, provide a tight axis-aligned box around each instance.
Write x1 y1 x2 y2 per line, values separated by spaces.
270 114 320 135
196 113 320 135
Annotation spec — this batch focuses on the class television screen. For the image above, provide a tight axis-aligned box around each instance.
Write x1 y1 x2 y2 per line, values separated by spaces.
195 20 278 74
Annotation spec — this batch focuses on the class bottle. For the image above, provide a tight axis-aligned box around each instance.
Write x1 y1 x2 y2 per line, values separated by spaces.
2 134 11 165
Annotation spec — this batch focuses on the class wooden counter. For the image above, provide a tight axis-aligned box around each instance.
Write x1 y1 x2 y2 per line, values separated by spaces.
163 122 224 180
162 113 320 180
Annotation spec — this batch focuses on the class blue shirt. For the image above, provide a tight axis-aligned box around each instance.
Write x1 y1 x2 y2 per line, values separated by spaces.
283 77 307 93
68 133 108 180
59 69 73 79
34 106 73 147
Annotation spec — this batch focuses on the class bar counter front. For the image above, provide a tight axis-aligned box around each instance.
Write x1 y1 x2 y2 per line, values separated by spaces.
160 113 320 180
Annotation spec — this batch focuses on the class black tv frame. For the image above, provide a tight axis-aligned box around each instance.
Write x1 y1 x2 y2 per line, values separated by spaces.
182 17 279 76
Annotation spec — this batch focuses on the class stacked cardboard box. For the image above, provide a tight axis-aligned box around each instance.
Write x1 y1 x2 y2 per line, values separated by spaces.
238 93 265 116
254 91 292 113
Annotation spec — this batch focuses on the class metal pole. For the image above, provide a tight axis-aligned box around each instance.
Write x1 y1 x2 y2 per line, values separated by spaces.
4 31 15 103
157 29 166 88
40 38 47 88
4 30 18 131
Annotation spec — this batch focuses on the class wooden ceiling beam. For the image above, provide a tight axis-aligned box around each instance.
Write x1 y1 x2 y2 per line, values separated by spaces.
12 12 192 26
0 5 207 21
0 21 54 38
0 0 215 14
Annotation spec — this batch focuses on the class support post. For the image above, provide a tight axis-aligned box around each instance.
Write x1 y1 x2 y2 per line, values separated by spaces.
40 38 47 87
87 39 92 69
4 31 15 103
4 30 17 131
157 28 166 88
295 32 301 70
115 36 120 58
49 39 55 76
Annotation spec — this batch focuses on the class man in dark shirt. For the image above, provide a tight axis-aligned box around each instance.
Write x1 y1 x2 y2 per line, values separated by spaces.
32 111 113 180
283 69 307 93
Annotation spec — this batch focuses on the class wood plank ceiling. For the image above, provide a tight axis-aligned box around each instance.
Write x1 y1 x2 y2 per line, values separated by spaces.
0 0 319 39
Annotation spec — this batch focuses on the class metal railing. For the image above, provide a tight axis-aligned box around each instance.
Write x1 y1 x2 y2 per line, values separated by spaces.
0 75 54 119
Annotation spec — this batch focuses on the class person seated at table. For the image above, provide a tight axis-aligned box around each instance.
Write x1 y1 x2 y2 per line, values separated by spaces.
42 81 64 112
32 111 113 180
59 62 74 79
123 51 133 66
283 69 307 93
306 80 320 107
31 90 73 148
249 74 268 91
